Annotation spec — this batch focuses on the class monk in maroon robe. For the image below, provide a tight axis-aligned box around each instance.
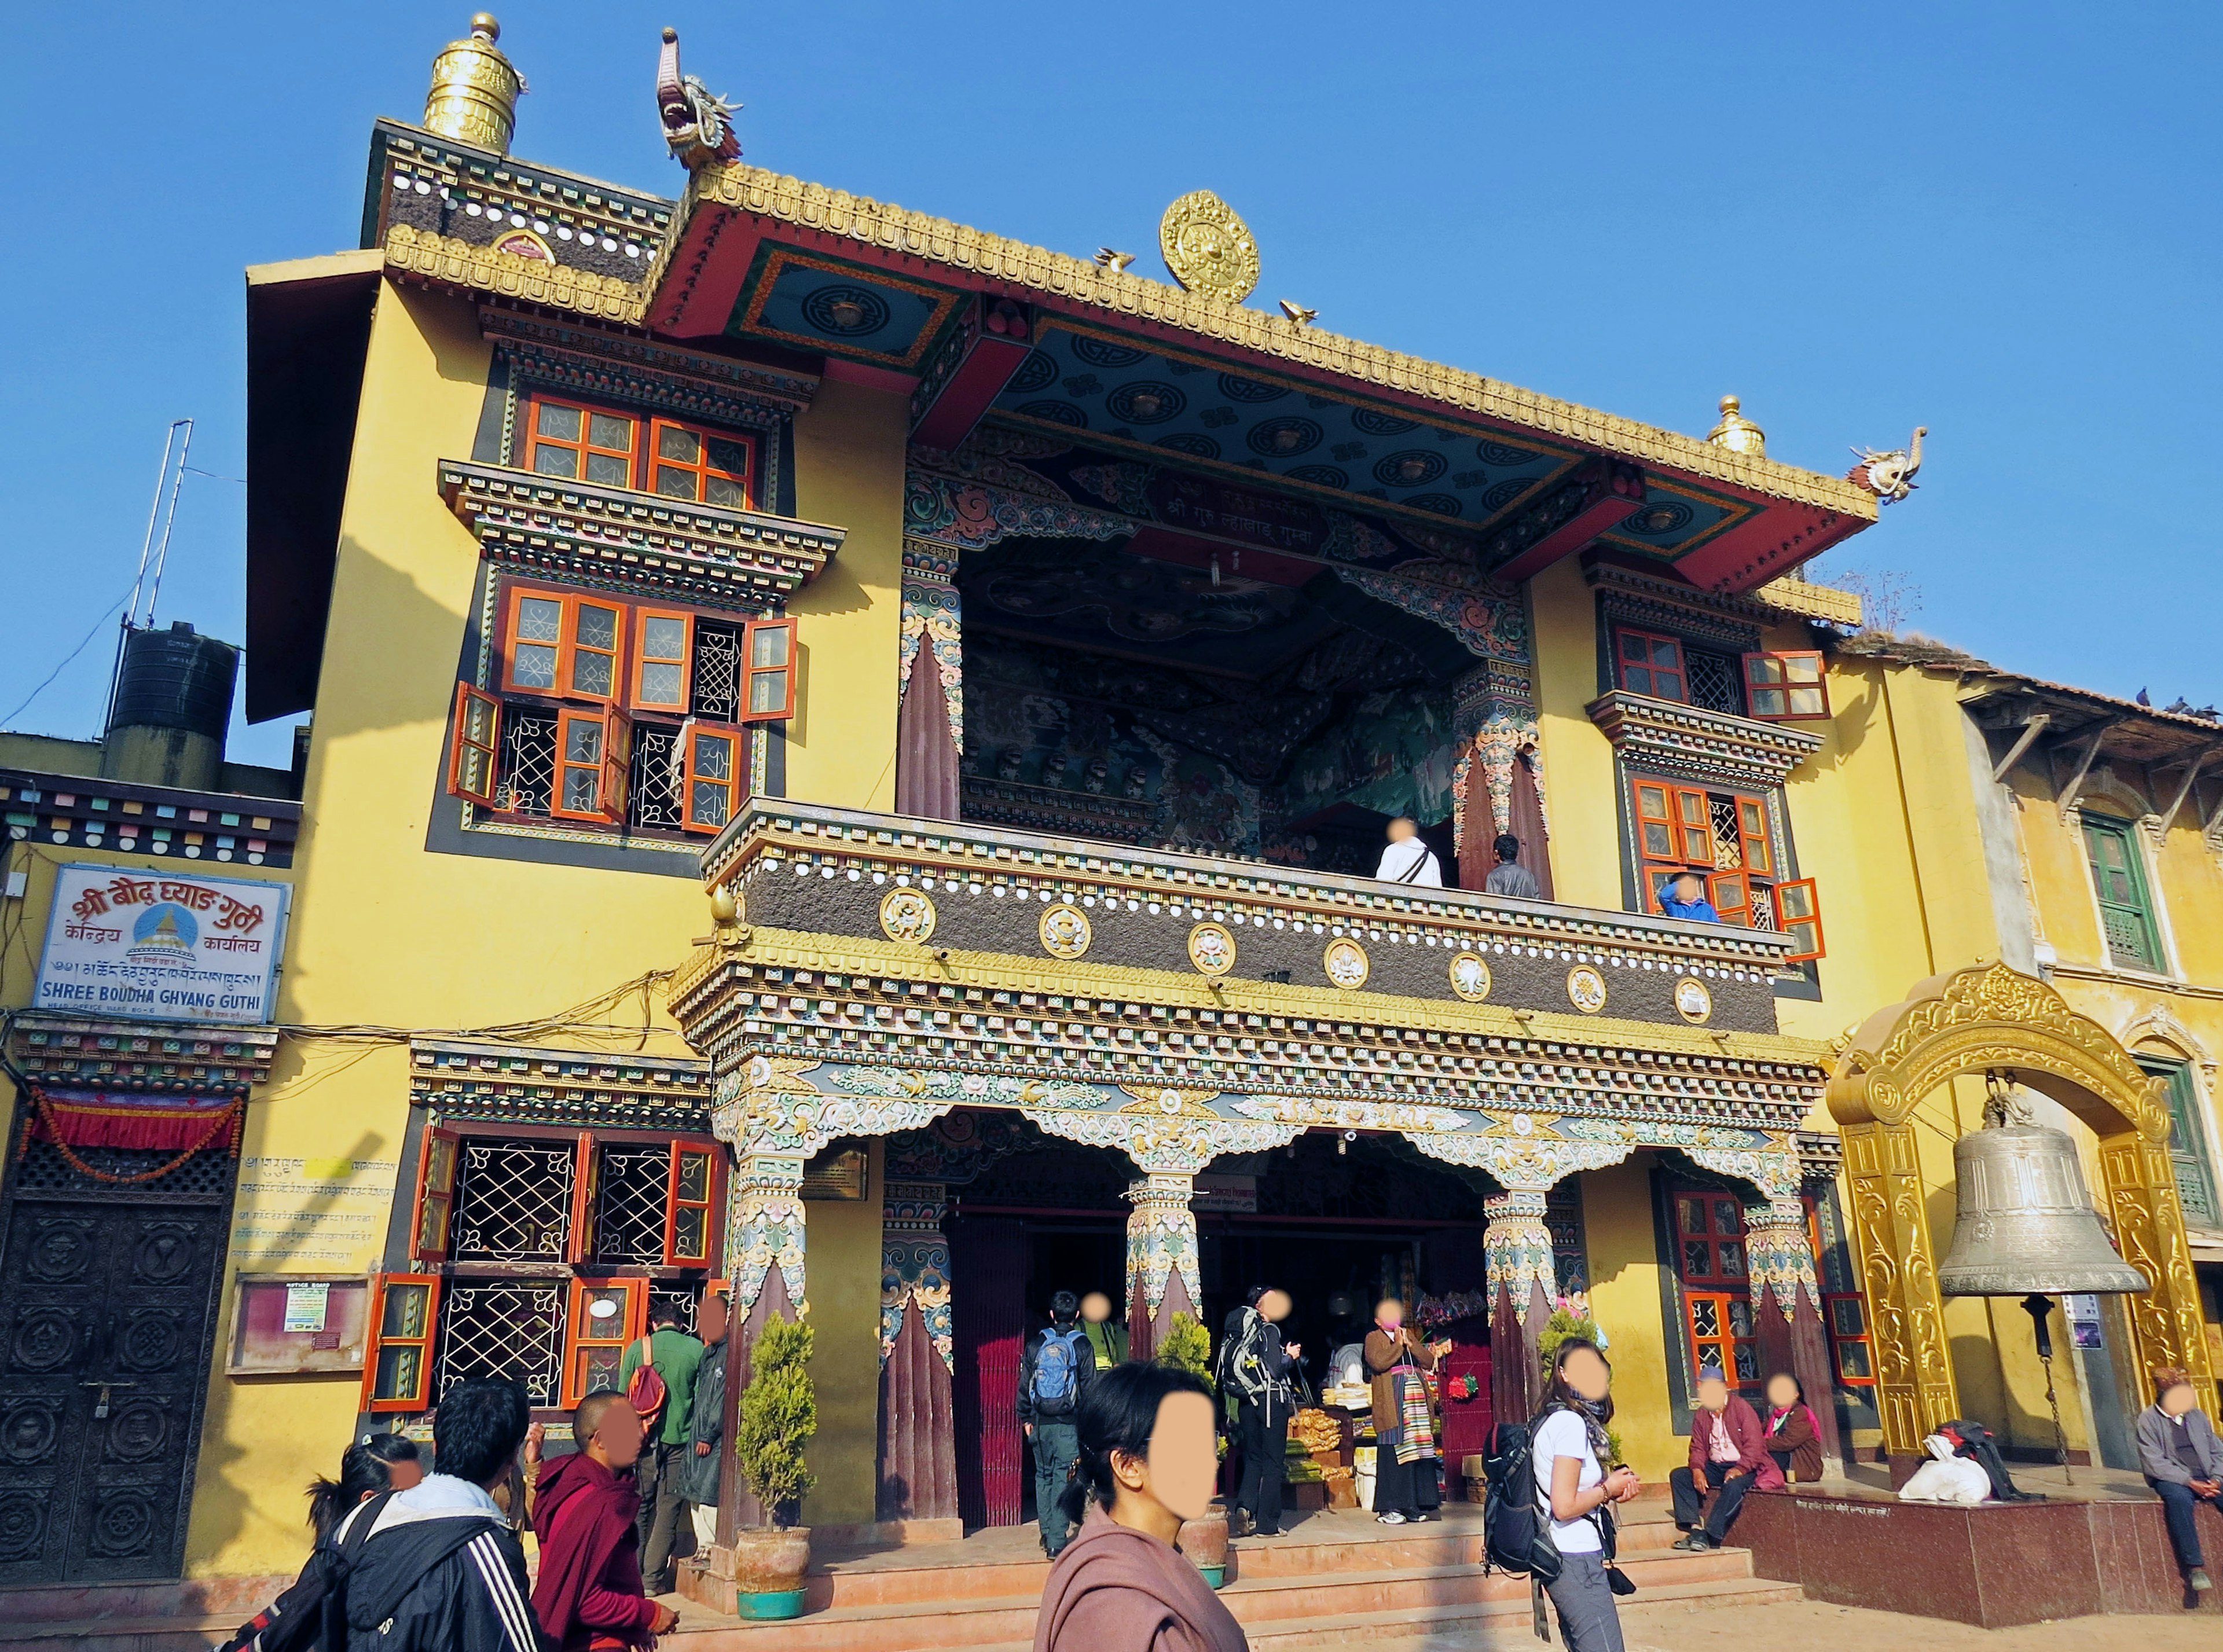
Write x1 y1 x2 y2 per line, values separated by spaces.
532 1392 678 1650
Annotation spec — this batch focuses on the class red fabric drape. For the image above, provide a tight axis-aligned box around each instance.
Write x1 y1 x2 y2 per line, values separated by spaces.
25 1088 242 1155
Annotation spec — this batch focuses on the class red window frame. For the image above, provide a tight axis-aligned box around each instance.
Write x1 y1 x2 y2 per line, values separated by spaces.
501 588 622 707
665 1142 720 1267
564 1131 600 1266
1743 651 1829 722
551 710 620 823
1777 878 1825 961
683 725 742 834
361 1273 443 1414
633 609 695 714
1824 1291 1876 1390
647 417 756 509
525 396 639 487
410 1126 462 1264
1672 1190 1759 1388
741 618 797 722
1616 628 1688 702
447 685 502 807
560 1277 648 1409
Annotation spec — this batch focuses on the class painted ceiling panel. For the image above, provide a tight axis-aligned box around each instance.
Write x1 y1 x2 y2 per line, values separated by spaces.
729 247 960 368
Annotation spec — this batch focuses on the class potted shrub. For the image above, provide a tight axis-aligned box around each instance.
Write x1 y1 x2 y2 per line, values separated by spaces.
731 1315 817 1620
1156 1312 1230 1587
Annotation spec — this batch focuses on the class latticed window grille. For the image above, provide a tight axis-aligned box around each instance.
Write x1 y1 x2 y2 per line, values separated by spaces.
1748 883 1777 931
497 708 557 816
594 1145 671 1264
1685 649 1743 715
436 1281 564 1407
12 1140 236 1201
691 623 742 721
1708 797 1743 869
629 724 685 832
649 1287 699 1336
453 1140 574 1260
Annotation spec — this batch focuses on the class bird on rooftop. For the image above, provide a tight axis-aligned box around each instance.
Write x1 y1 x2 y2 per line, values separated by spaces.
1095 248 1135 273
1278 299 1319 325
2137 688 2152 706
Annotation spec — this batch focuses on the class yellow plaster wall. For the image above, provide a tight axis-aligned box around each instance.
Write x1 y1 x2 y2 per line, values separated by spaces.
784 377 908 813
1578 1157 1681 1480
1529 560 1619 912
800 1139 886 1526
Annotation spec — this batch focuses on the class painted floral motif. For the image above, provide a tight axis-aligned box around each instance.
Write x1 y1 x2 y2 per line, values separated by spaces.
1039 902 1093 959
1483 1194 1557 1305
1674 978 1714 1024
879 887 937 944
1743 1198 1823 1316
1126 1172 1202 1321
1230 1096 1466 1133
1412 1130 1634 1191
1447 952 1493 1001
1024 1092 1301 1175
729 1154 806 1321
1333 561 1528 665
880 1181 954 1368
1187 922 1237 976
1323 938 1370 989
899 548 964 751
903 470 1131 550
1565 965 1608 1015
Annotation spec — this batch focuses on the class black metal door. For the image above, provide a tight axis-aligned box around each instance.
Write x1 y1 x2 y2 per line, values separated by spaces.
0 1144 232 1585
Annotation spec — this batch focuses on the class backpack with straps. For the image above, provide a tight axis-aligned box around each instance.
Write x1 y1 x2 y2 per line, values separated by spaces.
1032 1326 1085 1415
1480 1419 1563 1584
313 1486 398 1652
627 1335 669 1433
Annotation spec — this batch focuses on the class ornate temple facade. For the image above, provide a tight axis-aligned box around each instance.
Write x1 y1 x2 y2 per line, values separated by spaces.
6 16 2212 1591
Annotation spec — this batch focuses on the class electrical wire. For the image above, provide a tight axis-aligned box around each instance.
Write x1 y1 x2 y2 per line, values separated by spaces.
0 585 137 729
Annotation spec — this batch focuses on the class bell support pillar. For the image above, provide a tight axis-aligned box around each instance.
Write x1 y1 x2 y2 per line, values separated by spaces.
1744 1198 1844 1471
1484 1190 1557 1426
1125 1173 1199 1363
877 1180 958 1522
717 1151 806 1544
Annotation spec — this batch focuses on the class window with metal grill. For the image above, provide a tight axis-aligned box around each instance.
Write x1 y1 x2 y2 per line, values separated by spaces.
1685 649 1744 715
2083 811 2165 970
2143 1058 2220 1227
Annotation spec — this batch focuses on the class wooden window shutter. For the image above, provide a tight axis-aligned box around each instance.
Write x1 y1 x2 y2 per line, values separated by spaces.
360 1273 442 1414
1617 629 1688 702
1635 781 1678 862
504 589 567 695
561 1277 648 1409
665 1143 718 1267
566 599 623 704
1735 796 1773 877
1674 787 1714 864
739 618 797 722
1776 878 1825 961
1743 651 1829 721
410 1126 462 1264
551 710 613 822
632 610 694 713
683 726 740 834
447 685 502 806
601 706 633 824
566 1133 600 1265
1707 869 1754 928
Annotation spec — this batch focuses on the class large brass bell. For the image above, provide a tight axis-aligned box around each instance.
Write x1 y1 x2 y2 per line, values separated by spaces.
1936 1074 2149 1297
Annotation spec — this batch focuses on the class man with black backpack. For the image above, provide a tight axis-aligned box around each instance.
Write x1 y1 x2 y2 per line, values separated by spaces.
1018 1289 1099 1556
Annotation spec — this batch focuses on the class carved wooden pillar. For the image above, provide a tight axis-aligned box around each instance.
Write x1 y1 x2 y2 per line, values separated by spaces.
2098 1124 2221 1417
717 1152 806 1544
877 1180 958 1522
1125 1172 1199 1363
897 545 962 821
1743 1197 1843 1470
1835 1118 1958 1466
1484 1190 1556 1427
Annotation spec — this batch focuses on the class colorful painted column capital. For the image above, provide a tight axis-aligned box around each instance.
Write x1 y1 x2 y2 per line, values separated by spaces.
729 1152 806 1323
881 1179 952 1371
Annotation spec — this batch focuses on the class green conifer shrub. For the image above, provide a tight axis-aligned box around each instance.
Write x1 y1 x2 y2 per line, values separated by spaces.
735 1316 817 1526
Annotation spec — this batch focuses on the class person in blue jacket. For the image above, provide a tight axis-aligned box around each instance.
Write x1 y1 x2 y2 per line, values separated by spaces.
1659 871 1721 923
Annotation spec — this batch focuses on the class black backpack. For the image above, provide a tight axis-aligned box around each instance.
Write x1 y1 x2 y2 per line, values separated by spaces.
1481 1419 1562 1584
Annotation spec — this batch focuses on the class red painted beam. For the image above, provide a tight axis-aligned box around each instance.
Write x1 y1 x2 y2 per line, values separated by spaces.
1487 459 1648 583
645 201 762 337
1677 503 1866 594
911 298 1035 451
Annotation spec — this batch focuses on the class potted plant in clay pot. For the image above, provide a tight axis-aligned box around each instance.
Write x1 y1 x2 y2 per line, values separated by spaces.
731 1315 817 1619
1156 1312 1230 1588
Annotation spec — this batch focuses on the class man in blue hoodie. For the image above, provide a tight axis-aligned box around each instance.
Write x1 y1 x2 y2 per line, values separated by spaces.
1659 871 1721 923
342 1378 547 1652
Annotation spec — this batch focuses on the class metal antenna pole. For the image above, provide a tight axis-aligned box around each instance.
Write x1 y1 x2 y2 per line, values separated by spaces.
143 417 195 629
108 420 192 734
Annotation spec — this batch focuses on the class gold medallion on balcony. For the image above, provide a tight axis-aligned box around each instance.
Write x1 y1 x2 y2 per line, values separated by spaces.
879 887 937 945
1039 902 1093 960
1566 964 1608 1015
1187 922 1238 977
1447 951 1493 1003
1674 976 1714 1024
1323 938 1370 990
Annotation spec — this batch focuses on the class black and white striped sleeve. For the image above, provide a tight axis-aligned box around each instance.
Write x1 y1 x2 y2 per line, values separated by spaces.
463 1528 544 1652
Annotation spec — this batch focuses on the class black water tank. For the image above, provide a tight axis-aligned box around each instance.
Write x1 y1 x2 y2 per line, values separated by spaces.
108 622 239 743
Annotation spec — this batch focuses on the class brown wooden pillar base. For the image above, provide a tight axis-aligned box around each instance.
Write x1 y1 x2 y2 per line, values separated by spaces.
877 1294 959 1521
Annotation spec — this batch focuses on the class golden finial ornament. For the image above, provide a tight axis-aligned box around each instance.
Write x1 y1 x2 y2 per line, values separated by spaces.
424 14 525 155
1706 394 1767 458
1158 190 1261 303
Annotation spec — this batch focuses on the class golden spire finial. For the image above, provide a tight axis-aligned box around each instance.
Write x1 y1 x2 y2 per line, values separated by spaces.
1707 394 1767 458
424 13 524 155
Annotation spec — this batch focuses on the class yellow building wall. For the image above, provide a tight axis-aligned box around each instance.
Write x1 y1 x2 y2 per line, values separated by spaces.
801 1140 887 1527
1529 560 1620 912
1579 1156 1681 1480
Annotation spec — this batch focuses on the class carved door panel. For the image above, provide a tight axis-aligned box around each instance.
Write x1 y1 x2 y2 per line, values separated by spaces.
0 1198 227 1584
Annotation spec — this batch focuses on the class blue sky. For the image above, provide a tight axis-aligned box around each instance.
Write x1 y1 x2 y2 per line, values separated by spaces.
4 3 2218 766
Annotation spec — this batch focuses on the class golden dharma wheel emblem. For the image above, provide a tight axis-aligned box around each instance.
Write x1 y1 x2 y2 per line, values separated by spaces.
1039 902 1094 960
1187 922 1238 978
1159 190 1261 303
879 886 937 945
1566 964 1608 1015
1323 938 1371 990
1674 976 1714 1024
1448 951 1493 1003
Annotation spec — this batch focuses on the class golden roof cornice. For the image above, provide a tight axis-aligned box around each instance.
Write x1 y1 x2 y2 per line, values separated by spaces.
385 221 648 325
658 163 1880 520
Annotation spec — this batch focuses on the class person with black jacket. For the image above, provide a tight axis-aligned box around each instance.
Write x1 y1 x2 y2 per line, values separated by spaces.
216 1434 423 1652
681 1289 730 1554
1018 1289 1100 1557
343 1378 548 1652
1220 1286 1300 1538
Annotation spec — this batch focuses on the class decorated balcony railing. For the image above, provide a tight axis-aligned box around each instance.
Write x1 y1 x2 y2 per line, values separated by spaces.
436 459 845 607
671 802 1829 1174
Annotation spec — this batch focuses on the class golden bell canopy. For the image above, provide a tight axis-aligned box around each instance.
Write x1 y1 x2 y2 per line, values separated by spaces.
1706 394 1767 459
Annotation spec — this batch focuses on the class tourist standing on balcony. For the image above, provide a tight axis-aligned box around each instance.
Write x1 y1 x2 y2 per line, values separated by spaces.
1220 1286 1301 1538
1485 833 1542 898
1657 870 1721 922
1670 1371 1779 1551
1021 1289 1101 1557
618 1299 706 1595
1535 1340 1641 1652
1364 1297 1450 1525
1374 817 1443 886
1035 1362 1247 1652
2137 1366 2223 1592
1081 1290 1130 1370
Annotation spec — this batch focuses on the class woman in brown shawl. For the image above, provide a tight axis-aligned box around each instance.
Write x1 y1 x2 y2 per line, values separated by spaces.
1364 1297 1450 1525
1034 1362 1246 1652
